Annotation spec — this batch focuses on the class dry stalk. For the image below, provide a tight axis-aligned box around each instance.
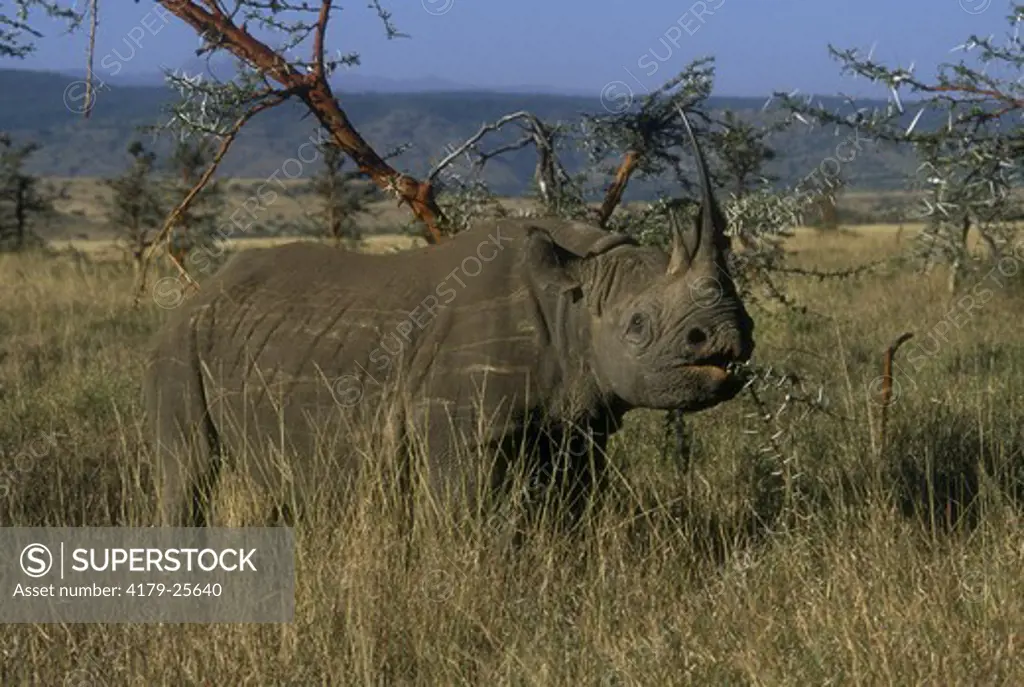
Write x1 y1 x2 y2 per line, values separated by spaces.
877 332 914 457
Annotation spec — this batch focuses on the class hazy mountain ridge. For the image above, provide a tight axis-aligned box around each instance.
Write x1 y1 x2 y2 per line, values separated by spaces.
2 67 928 198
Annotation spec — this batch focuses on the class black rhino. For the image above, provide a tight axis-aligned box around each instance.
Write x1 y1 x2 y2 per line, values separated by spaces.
145 113 755 526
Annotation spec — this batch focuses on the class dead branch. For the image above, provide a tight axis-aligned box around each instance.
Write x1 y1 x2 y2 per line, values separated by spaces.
157 0 447 243
83 0 98 119
597 149 640 227
428 111 542 182
428 109 575 211
877 332 914 457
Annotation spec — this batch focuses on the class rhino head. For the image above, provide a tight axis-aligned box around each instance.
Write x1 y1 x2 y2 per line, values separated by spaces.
536 109 754 415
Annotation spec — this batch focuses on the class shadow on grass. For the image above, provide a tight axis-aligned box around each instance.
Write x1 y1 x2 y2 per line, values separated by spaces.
886 408 1024 534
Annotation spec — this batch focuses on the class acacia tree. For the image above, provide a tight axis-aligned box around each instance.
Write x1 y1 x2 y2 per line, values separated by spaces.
104 141 165 275
809 170 844 231
706 110 781 199
0 134 55 250
11 0 457 288
778 2 1024 294
580 59 722 230
306 139 378 248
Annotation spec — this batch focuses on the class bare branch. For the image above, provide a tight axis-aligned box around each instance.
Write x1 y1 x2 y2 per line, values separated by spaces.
428 111 540 182
474 135 535 167
83 0 98 119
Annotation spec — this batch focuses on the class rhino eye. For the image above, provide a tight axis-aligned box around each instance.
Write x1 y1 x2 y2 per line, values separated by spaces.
624 311 653 348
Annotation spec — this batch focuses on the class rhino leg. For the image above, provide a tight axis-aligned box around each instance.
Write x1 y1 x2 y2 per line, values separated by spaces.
145 317 223 527
523 422 610 530
150 418 221 527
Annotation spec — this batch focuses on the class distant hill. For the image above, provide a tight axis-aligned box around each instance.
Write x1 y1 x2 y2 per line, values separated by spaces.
90 57 580 95
1 67 927 199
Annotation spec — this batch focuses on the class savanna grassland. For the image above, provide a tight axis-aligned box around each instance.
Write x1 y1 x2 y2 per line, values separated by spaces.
1 222 1023 685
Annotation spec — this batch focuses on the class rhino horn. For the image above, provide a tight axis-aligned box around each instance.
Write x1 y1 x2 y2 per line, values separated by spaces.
665 206 692 275
667 105 728 276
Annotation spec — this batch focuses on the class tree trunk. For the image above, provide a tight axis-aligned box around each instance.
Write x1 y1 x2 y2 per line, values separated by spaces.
534 144 560 211
14 179 27 250
328 203 341 246
948 214 972 296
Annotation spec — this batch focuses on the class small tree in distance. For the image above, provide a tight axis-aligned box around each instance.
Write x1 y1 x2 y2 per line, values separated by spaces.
104 141 165 275
306 140 378 249
167 136 224 263
810 170 844 232
0 133 55 251
706 110 781 199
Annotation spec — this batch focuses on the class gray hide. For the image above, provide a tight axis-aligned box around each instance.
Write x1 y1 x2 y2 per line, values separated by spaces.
145 128 755 528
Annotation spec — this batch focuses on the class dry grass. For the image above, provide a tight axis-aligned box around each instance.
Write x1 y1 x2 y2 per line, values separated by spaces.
1 222 1023 684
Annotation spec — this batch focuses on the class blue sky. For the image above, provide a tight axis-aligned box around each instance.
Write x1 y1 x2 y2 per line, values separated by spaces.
12 0 1019 96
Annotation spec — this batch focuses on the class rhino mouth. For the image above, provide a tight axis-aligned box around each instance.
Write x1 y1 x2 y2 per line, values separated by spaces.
686 354 751 379
686 352 738 372
679 359 752 410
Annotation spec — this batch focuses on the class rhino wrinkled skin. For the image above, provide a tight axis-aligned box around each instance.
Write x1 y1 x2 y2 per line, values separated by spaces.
145 118 755 526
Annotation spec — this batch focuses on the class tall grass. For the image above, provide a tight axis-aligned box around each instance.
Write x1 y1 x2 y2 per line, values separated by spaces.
1 227 1022 685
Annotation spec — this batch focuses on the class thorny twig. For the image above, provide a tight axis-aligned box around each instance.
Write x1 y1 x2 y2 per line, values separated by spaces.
666 359 841 474
771 259 888 281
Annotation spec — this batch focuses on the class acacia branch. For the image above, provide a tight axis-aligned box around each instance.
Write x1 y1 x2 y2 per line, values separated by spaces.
312 0 331 80
157 0 447 243
773 260 887 281
921 83 1023 110
427 109 577 210
132 93 286 308
474 135 535 167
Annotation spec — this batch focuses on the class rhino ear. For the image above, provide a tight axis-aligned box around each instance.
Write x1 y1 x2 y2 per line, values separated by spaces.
523 228 582 298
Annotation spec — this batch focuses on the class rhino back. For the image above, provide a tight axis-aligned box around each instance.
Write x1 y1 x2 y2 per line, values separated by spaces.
191 225 567 459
